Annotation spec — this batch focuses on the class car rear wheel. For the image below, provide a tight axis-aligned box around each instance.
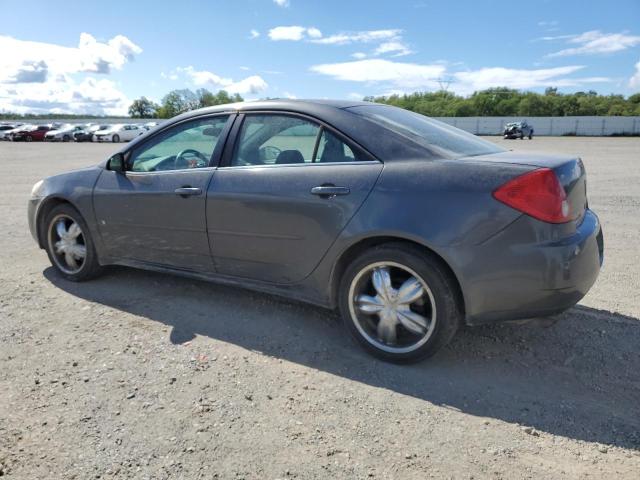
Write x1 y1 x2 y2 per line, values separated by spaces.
44 204 103 281
63 135 70 142
339 244 462 363
112 134 120 143
26 135 33 142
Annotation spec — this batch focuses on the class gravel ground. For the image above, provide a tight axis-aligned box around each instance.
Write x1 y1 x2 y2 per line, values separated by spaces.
0 137 639 479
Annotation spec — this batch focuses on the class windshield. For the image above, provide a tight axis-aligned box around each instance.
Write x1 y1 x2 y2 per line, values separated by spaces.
348 104 504 158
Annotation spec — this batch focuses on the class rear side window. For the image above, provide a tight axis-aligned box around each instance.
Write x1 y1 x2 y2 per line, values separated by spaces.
315 129 358 163
231 114 367 166
348 104 505 158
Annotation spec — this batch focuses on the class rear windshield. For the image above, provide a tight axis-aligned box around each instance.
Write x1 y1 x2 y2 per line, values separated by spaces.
348 104 505 158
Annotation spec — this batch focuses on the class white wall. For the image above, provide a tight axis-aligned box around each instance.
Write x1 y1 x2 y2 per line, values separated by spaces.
433 116 640 136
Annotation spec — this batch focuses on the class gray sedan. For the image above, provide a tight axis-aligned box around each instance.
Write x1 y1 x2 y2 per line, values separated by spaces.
27 100 603 362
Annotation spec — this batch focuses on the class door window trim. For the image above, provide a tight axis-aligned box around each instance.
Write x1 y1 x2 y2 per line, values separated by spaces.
219 110 380 168
121 113 237 173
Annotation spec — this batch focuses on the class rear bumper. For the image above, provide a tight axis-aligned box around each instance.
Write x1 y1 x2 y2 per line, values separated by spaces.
448 209 603 325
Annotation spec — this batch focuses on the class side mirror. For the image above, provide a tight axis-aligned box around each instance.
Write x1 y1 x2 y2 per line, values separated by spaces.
108 152 126 173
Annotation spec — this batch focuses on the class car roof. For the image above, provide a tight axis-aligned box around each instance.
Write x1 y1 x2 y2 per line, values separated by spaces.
123 99 443 162
175 98 372 119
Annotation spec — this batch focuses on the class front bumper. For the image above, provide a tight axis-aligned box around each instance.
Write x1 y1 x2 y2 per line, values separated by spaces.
28 197 43 245
448 209 603 325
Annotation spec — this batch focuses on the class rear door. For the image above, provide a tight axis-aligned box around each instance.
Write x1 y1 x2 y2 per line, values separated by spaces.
93 114 233 271
206 112 383 284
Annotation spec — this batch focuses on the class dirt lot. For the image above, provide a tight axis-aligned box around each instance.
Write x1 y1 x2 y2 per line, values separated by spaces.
0 137 639 479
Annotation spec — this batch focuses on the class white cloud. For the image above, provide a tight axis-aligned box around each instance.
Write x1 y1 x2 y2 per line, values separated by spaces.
175 66 268 95
351 52 367 59
249 29 260 39
630 59 640 89
267 26 403 47
268 26 308 41
307 27 322 39
0 76 131 115
0 33 141 114
373 41 412 57
0 33 141 82
453 65 610 95
310 59 610 96
545 30 640 57
310 29 402 45
239 66 251 71
310 59 445 89
282 91 297 99
273 0 290 7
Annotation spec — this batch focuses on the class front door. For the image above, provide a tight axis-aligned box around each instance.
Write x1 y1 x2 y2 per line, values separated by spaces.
207 113 383 284
93 114 232 272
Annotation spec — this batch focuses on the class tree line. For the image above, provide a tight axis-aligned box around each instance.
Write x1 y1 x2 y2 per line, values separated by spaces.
128 89 243 118
364 88 640 117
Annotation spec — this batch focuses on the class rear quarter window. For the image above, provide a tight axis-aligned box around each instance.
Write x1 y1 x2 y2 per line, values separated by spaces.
348 104 505 158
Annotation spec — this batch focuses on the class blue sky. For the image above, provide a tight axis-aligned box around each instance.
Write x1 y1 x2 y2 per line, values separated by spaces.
1 0 639 114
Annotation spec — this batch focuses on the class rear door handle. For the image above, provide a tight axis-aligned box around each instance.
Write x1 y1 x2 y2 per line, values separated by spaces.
174 187 202 197
310 185 350 197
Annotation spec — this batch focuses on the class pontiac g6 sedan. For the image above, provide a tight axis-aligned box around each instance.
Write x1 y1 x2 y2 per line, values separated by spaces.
28 100 603 362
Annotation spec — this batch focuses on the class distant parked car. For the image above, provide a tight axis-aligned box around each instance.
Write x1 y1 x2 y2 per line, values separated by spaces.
504 121 534 139
74 124 109 142
1 124 27 141
93 124 144 142
44 124 84 142
0 124 16 133
11 124 51 142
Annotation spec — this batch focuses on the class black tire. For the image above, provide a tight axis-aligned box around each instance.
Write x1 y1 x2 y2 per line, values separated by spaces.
112 134 120 143
338 243 462 363
26 135 33 142
63 135 70 142
529 132 533 140
43 204 103 281
519 134 524 139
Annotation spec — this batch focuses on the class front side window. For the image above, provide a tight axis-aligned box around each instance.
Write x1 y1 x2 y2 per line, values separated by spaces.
129 116 229 172
231 114 365 166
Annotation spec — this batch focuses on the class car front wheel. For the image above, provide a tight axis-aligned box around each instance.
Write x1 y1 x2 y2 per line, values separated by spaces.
112 134 120 143
44 204 103 281
339 244 462 363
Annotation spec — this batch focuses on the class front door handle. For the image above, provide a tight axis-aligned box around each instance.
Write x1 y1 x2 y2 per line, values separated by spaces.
174 187 202 197
310 185 350 197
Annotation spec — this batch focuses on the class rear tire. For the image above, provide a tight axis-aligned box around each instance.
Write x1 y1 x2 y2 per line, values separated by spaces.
338 243 462 363
26 135 33 142
44 204 103 282
63 135 70 142
112 134 120 143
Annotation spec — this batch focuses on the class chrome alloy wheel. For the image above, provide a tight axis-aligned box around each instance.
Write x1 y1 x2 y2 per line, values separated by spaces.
348 261 437 354
47 214 87 274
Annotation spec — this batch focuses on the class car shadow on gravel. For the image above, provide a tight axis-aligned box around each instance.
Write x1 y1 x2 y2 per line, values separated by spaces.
45 266 640 450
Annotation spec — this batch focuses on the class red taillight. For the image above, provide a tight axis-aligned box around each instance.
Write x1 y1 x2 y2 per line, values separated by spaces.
493 168 571 223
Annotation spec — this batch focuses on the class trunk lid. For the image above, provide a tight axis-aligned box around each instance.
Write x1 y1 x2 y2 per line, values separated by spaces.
464 151 588 223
